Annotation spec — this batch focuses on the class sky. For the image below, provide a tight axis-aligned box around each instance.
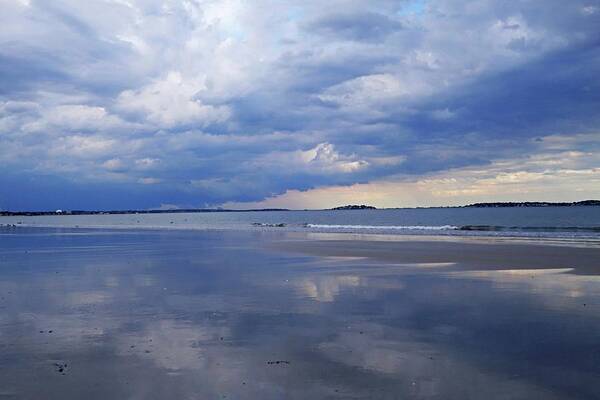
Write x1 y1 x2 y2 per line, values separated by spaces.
1 0 599 210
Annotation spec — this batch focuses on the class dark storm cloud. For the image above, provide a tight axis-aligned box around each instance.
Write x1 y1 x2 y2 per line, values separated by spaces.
407 39 600 138
305 11 403 42
0 52 67 95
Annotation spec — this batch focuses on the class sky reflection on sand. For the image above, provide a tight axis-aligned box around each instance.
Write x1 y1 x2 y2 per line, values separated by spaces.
1 228 599 399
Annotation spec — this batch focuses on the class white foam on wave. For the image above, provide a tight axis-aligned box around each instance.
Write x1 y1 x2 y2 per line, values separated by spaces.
305 224 459 231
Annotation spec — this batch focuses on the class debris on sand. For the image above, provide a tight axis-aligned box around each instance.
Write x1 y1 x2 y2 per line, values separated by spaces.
266 360 290 365
54 362 68 375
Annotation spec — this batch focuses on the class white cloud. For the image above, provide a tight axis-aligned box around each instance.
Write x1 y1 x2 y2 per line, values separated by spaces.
49 135 118 159
22 105 130 134
102 158 126 171
254 143 370 175
116 71 231 129
581 5 598 15
319 74 419 110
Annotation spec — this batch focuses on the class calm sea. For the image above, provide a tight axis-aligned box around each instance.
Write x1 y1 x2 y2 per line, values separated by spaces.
2 206 600 239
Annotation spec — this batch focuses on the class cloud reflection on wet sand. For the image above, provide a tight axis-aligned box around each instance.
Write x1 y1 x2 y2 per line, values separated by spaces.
1 229 600 399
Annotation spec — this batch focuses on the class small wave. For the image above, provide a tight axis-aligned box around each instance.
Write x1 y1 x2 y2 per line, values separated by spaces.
459 225 600 232
305 224 459 231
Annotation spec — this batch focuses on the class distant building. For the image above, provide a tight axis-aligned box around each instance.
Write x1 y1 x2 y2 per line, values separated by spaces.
55 210 63 214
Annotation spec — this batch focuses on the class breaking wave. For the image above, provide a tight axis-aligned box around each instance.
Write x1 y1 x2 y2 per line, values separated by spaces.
305 224 459 231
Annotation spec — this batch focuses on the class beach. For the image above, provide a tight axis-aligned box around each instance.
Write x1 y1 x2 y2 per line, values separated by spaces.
3 1 599 398
274 232 600 273
1 226 599 399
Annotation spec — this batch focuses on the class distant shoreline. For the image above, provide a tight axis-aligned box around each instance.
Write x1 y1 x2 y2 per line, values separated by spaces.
1 200 599 217
461 200 600 208
0 208 290 217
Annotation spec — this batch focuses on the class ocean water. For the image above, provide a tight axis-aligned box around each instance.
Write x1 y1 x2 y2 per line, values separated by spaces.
2 206 600 239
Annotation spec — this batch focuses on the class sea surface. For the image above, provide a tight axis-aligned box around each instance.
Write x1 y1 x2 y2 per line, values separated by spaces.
1 227 600 399
2 206 600 239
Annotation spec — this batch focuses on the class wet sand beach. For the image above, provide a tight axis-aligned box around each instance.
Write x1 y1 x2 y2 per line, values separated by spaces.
1 227 600 399
272 233 600 274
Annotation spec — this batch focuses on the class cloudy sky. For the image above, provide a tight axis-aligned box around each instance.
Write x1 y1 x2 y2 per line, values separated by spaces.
1 0 599 210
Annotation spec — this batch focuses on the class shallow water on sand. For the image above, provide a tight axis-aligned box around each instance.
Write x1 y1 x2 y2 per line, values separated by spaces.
1 228 600 399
